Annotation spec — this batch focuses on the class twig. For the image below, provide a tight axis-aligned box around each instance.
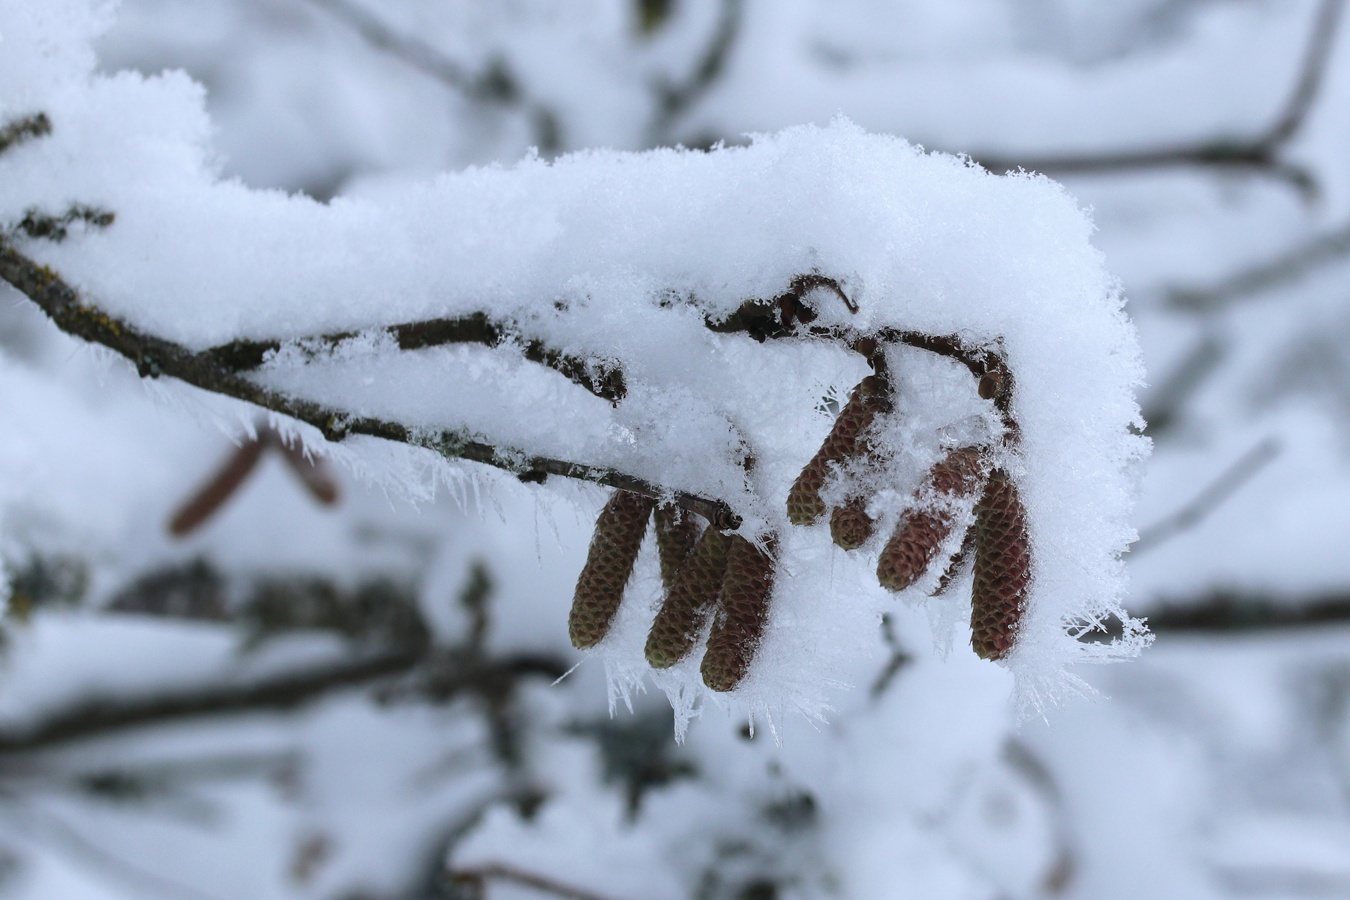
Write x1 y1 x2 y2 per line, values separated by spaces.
653 0 743 130
300 0 561 153
1145 590 1350 633
869 613 911 699
0 112 50 155
975 0 1346 197
167 438 266 536
448 863 627 900
1131 437 1280 555
0 239 742 530
167 424 340 537
1140 332 1225 436
0 650 421 753
0 649 563 754
1168 220 1350 311
204 312 627 403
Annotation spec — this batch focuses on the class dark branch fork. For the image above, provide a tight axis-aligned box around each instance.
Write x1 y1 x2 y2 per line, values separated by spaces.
974 0 1346 198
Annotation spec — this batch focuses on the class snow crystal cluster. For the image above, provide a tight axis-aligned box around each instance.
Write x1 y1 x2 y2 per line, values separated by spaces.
0 0 1148 727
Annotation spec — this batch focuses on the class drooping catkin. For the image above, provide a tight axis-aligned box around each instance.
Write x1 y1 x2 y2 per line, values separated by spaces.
568 490 655 649
970 468 1031 661
829 497 875 550
701 534 776 692
645 526 732 668
786 376 887 525
653 506 702 591
876 448 986 592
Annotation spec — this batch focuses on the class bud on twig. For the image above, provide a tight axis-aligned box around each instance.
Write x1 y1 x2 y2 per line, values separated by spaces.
786 376 887 525
568 491 655 649
970 468 1031 660
701 534 776 692
645 525 731 668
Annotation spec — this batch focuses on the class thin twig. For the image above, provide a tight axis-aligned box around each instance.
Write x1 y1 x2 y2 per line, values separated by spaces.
0 239 741 529
976 0 1346 197
654 0 744 130
1131 437 1281 556
448 863 627 900
1168 220 1350 311
0 649 563 753
1140 332 1225 436
0 112 50 155
204 312 627 403
300 0 561 153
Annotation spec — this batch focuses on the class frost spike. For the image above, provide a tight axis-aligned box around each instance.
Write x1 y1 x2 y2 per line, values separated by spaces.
568 490 655 649
934 523 976 596
876 448 986 593
786 376 887 525
970 468 1031 661
653 505 702 591
829 497 875 550
645 525 732 668
701 534 776 692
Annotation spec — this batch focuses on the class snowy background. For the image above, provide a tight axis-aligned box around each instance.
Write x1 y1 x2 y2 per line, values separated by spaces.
1 0 1349 897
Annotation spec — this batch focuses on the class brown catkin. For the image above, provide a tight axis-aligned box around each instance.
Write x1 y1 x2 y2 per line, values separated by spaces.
970 468 1031 661
568 490 655 649
829 497 875 550
653 506 702 591
645 526 732 668
876 448 987 593
701 534 776 692
786 377 887 525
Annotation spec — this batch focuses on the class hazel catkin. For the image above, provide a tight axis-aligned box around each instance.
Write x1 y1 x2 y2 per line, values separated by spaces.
786 376 887 525
829 497 875 550
701 534 776 692
653 505 702 591
969 468 1031 661
645 525 732 668
876 447 986 593
568 490 655 649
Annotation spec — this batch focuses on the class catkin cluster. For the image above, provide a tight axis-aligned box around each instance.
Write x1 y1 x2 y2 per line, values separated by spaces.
566 362 1033 690
786 376 1032 661
568 492 775 692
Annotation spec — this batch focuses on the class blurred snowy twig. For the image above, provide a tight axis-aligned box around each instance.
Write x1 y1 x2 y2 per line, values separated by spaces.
448 862 625 900
978 0 1346 198
1168 219 1350 311
0 112 50 155
0 648 563 754
1132 437 1280 556
299 0 562 154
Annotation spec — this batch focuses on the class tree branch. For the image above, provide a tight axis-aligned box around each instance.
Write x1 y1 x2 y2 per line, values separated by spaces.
0 648 563 754
653 0 744 133
1131 437 1281 556
1167 219 1350 311
300 0 562 154
0 238 742 529
204 312 627 403
974 0 1346 198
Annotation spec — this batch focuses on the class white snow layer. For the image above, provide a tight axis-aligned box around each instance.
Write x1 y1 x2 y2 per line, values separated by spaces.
0 0 1149 722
